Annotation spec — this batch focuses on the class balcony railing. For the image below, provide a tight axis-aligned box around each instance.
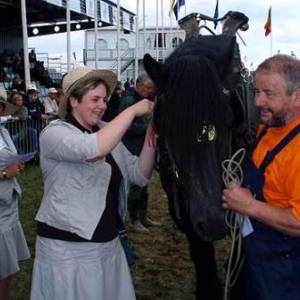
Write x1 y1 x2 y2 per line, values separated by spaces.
84 47 176 62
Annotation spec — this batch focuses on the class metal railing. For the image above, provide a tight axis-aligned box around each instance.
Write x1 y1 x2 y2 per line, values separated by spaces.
4 118 56 156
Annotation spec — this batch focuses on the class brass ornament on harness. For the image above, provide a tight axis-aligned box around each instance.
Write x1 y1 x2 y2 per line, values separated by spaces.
196 122 216 143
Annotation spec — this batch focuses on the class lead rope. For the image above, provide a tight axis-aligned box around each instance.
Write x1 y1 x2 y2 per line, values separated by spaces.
221 148 246 300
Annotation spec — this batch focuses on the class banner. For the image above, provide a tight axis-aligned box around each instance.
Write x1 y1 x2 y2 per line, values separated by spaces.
70 0 81 14
44 0 62 7
100 0 110 23
123 12 131 31
111 6 118 26
85 0 95 17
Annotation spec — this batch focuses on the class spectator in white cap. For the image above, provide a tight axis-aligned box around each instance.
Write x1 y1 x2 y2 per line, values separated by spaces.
24 85 48 121
30 67 156 300
43 87 58 116
0 86 30 300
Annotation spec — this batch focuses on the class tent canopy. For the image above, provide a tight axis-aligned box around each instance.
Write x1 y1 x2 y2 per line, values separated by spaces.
0 0 135 37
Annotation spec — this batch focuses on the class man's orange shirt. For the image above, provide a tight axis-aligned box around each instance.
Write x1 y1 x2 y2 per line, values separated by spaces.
253 118 300 221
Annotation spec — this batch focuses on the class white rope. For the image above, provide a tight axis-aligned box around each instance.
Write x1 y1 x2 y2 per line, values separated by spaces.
221 148 246 300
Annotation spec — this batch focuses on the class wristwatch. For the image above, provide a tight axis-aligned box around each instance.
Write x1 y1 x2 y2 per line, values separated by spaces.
2 170 7 179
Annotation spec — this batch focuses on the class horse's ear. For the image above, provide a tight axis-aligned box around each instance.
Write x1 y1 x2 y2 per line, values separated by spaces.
143 53 167 91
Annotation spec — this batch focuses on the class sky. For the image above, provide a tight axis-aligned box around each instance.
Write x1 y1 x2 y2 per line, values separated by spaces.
28 0 300 70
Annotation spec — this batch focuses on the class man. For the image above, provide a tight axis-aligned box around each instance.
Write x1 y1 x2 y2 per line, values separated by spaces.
43 87 58 116
222 54 300 300
24 85 48 121
123 77 130 92
118 73 161 233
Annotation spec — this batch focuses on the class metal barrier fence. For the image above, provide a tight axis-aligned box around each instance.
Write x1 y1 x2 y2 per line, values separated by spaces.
4 118 56 156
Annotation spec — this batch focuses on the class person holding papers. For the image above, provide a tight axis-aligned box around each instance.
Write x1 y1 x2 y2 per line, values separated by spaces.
0 87 30 300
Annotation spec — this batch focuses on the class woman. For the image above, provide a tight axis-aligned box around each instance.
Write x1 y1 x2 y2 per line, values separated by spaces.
0 87 29 300
11 93 29 121
30 67 156 300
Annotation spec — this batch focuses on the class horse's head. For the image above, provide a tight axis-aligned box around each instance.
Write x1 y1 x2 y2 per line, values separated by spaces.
144 35 244 241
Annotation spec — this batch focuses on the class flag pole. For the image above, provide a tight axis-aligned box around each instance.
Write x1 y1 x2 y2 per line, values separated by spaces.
176 0 179 47
156 0 159 60
21 0 31 89
94 0 98 69
170 11 173 51
270 31 273 57
66 0 71 71
135 0 140 79
270 6 273 57
117 0 121 80
264 5 272 57
143 0 146 56
161 0 165 62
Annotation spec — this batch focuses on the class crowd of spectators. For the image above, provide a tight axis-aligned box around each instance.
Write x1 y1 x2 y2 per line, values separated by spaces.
0 47 63 155
0 48 64 122
0 48 140 156
0 48 60 91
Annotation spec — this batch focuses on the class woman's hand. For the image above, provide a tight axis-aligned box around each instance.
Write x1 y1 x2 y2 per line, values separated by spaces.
129 99 154 117
145 120 158 148
4 160 25 179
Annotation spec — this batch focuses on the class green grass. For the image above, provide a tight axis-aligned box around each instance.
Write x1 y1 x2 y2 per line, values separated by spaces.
11 163 43 300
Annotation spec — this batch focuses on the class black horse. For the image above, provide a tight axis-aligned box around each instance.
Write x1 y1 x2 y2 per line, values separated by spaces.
143 11 259 300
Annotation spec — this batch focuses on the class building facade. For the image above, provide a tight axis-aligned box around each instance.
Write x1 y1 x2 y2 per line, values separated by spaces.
84 26 186 81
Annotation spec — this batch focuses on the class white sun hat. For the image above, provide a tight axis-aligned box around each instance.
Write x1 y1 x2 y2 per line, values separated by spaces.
59 67 117 118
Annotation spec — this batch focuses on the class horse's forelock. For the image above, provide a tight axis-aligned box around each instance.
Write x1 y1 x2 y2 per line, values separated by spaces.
156 53 233 160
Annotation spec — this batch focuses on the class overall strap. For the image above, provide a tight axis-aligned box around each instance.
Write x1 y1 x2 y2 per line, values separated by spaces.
260 123 300 172
253 125 268 150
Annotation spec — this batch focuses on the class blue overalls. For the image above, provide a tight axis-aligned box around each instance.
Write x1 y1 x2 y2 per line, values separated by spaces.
241 124 300 300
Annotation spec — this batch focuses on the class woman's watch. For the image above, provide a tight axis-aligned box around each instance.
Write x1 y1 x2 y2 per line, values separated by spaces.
2 170 7 179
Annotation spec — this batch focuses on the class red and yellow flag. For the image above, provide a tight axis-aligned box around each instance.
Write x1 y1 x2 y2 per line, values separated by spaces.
264 6 271 37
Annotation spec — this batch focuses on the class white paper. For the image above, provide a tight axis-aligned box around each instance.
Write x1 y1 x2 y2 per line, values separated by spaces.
4 151 37 165
235 213 254 237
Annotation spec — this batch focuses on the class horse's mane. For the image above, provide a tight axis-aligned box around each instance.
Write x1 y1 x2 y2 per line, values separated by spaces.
147 35 239 163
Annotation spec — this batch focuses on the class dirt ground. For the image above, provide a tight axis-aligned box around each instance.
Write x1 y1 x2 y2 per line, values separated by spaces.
128 172 232 300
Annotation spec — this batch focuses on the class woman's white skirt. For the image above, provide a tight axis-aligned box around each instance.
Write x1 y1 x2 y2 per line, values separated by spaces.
30 236 136 300
0 220 30 280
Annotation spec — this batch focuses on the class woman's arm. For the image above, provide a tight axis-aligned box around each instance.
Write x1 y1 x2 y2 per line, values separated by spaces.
138 122 157 179
96 99 154 158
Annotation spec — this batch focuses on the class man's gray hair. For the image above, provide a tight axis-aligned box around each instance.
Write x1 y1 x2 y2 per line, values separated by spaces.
256 54 300 95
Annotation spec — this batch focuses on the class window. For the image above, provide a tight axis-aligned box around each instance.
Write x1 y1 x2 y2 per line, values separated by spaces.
98 38 108 49
118 38 129 49
154 33 166 48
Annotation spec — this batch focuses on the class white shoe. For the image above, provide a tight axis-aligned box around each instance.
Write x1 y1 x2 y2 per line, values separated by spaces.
142 218 162 227
131 220 150 233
